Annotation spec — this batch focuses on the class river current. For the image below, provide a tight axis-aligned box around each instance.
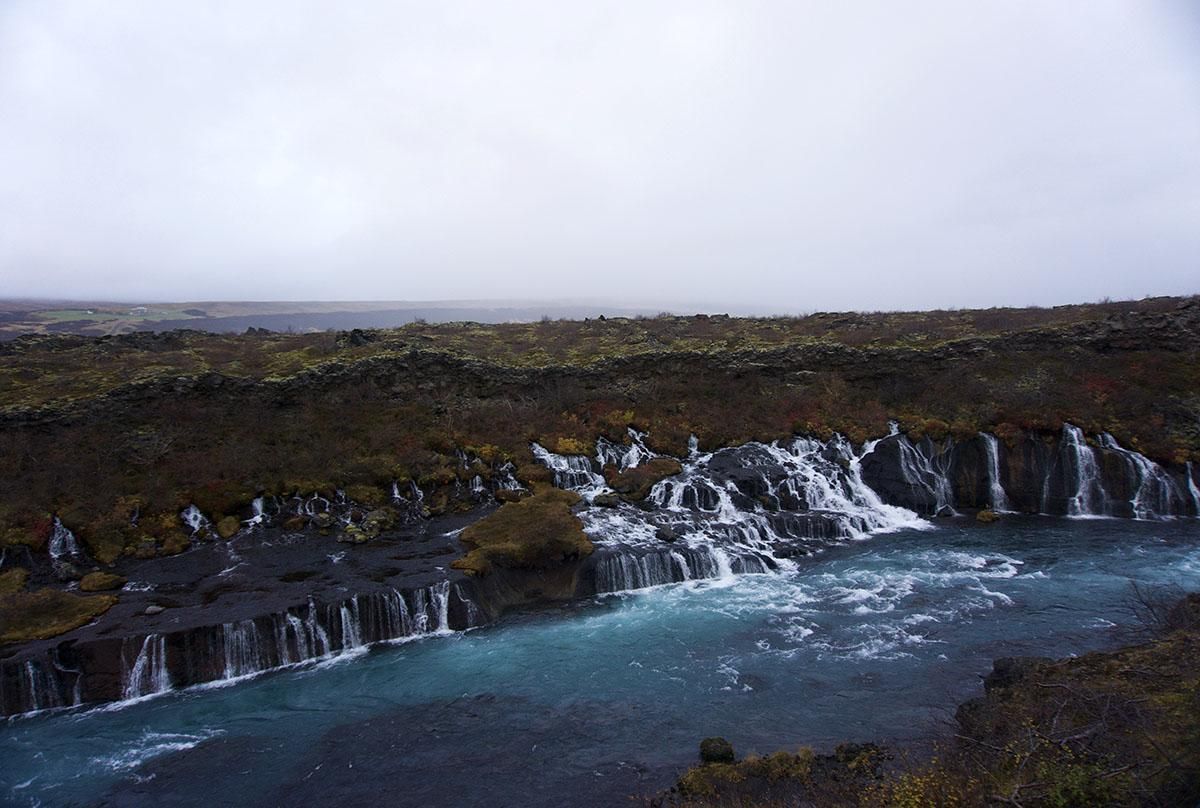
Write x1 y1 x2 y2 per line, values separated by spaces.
2 517 1198 806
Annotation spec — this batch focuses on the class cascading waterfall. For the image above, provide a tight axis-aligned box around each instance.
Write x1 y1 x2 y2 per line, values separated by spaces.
1188 463 1200 515
1098 434 1185 520
531 442 606 493
567 434 930 594
596 428 656 470
979 433 1011 512
122 634 170 699
48 517 82 560
591 546 751 594
1057 425 1110 517
494 462 524 491
206 582 467 685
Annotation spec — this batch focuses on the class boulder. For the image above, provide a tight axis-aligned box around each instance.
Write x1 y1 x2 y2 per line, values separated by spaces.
592 493 621 508
361 508 397 538
216 516 241 540
52 561 82 581
655 525 680 543
337 525 370 544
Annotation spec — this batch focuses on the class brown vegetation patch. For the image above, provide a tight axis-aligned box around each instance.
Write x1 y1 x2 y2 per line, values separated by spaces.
605 458 683 501
0 589 116 643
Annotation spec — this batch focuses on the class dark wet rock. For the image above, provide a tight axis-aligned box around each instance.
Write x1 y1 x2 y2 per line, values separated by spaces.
655 525 679 543
53 561 82 581
144 604 165 615
361 507 397 537
311 512 335 529
700 736 736 764
983 656 1052 693
592 492 621 508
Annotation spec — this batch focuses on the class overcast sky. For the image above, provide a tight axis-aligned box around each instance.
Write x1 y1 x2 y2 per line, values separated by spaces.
1 1 1197 312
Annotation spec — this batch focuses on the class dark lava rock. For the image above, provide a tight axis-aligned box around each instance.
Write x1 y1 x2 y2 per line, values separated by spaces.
700 736 736 764
983 656 1052 693
655 525 679 543
592 493 621 508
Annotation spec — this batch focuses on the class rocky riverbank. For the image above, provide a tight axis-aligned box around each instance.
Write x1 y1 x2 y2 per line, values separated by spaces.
653 593 1200 807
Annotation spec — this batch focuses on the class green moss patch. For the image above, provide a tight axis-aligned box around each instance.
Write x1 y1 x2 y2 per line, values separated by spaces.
0 589 117 643
451 489 591 576
79 571 127 591
215 516 241 540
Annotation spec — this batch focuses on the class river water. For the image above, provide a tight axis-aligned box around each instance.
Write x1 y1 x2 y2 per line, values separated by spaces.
3 516 1198 807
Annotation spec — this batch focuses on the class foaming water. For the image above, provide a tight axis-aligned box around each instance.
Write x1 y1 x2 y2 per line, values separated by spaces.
3 518 1199 807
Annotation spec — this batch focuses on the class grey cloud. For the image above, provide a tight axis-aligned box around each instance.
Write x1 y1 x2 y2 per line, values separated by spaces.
1 1 1197 311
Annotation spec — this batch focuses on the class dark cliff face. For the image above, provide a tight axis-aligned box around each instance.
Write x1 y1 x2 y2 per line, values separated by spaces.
860 429 1198 518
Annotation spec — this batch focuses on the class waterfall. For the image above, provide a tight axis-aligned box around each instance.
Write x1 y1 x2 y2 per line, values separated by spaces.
1097 434 1185 520
979 433 1011 511
213 582 472 682
244 497 265 527
894 436 957 516
578 434 928 596
180 505 212 536
596 428 656 470
531 443 606 492
1188 463 1200 515
222 620 265 678
432 580 451 633
494 462 524 491
592 546 731 593
20 661 64 712
300 493 331 517
48 517 82 560
3 580 488 716
339 597 363 649
1059 425 1109 517
122 634 170 699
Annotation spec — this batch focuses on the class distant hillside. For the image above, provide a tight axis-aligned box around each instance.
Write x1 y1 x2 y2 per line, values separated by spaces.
0 300 665 340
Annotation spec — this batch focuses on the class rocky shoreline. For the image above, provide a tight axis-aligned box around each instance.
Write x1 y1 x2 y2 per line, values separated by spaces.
652 594 1200 807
